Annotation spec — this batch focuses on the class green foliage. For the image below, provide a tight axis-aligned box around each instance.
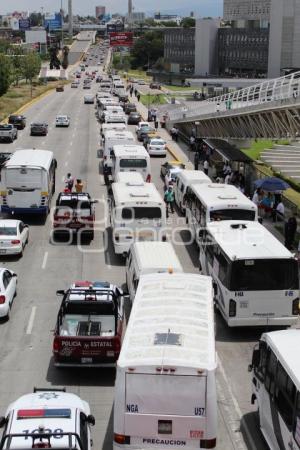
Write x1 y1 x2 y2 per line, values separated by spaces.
131 31 164 69
21 53 41 83
29 12 43 27
180 17 196 27
0 55 12 96
140 94 167 106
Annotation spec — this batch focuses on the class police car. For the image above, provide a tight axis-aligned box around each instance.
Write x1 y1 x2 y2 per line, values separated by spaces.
0 388 95 449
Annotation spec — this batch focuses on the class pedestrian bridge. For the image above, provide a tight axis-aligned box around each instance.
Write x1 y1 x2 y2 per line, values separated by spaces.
169 71 300 139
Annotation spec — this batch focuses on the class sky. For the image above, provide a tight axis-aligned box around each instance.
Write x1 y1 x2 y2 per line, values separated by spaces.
2 0 223 17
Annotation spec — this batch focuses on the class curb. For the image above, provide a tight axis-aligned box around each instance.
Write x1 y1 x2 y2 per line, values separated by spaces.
166 144 180 162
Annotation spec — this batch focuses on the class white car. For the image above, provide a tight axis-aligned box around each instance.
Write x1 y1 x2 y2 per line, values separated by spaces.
135 121 150 133
84 94 95 104
0 268 17 319
0 388 95 448
147 137 167 156
0 220 29 256
55 115 70 127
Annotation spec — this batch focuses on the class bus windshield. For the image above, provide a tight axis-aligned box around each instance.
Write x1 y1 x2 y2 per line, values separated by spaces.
210 209 256 222
120 159 147 168
230 258 298 291
122 207 162 220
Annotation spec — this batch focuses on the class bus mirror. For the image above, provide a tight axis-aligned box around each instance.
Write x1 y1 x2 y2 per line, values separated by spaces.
250 348 260 371
87 414 95 426
56 290 65 296
0 416 6 428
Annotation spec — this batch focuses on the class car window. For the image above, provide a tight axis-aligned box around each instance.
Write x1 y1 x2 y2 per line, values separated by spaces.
3 271 12 289
0 227 17 236
19 222 24 233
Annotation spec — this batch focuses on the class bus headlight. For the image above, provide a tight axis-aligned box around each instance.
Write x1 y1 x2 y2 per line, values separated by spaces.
229 299 236 317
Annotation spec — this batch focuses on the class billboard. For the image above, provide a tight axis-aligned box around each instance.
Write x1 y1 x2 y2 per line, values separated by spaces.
19 18 30 30
44 12 62 30
25 30 47 44
109 32 133 47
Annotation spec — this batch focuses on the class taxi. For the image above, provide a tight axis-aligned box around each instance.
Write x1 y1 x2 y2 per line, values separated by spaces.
0 388 95 449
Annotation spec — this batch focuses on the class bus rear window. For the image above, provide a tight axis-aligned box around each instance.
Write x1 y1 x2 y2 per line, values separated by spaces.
230 259 299 291
122 207 161 220
210 209 256 222
120 159 147 168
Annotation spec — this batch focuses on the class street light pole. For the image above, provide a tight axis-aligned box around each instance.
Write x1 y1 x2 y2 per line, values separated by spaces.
60 0 64 49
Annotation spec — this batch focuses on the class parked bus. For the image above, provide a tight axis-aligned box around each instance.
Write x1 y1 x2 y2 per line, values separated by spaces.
185 183 258 246
174 170 210 213
200 220 299 327
103 131 135 170
111 145 151 182
114 272 217 450
249 329 300 450
110 181 166 256
0 149 57 216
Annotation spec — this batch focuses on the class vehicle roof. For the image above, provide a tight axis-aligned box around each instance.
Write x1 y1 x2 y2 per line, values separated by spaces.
105 130 135 140
262 330 300 390
115 172 144 183
130 242 183 273
112 144 149 158
207 220 293 260
178 169 211 184
102 123 126 131
5 149 54 170
118 272 216 371
191 183 257 211
56 115 69 118
112 182 163 205
31 122 47 126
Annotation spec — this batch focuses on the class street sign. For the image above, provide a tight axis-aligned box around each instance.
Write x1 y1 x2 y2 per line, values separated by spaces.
19 19 30 30
44 13 62 30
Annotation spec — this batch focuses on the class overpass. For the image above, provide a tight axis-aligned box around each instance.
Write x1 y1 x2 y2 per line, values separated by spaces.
169 71 300 139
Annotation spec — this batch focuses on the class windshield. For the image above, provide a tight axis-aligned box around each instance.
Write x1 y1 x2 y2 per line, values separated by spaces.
0 227 17 236
122 207 162 220
210 209 256 221
120 159 147 168
230 258 298 291
151 140 164 146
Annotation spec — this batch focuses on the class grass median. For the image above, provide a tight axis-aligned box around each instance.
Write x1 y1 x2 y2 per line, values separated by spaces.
140 94 167 106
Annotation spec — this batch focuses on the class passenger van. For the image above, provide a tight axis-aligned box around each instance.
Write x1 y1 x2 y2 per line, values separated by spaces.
174 170 211 212
103 131 135 170
99 81 111 92
110 181 166 255
114 272 217 450
126 241 183 302
111 145 151 182
0 149 57 216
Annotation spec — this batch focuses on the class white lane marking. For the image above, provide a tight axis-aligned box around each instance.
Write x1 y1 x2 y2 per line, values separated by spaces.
26 306 36 335
218 356 256 450
64 161 68 167
42 251 48 269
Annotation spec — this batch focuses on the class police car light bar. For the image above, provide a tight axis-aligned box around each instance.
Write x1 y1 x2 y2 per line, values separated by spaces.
17 409 71 419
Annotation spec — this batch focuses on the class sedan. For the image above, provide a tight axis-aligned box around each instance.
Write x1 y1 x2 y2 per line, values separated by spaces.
30 122 48 136
0 268 17 319
84 95 95 104
160 160 186 181
71 81 79 88
55 115 70 127
83 83 91 89
137 125 155 142
146 137 167 156
127 112 142 125
56 85 64 92
0 220 29 257
124 103 136 114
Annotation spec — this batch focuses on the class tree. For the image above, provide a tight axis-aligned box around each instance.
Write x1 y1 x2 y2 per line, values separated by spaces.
0 55 12 96
29 12 43 27
181 17 196 27
131 31 163 69
21 53 41 96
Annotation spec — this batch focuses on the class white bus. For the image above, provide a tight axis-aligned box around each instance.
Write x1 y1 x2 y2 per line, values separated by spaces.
111 145 151 182
249 329 300 450
110 181 166 255
103 130 135 169
114 272 217 450
174 170 210 213
200 220 299 327
185 183 258 246
0 149 57 216
115 172 144 184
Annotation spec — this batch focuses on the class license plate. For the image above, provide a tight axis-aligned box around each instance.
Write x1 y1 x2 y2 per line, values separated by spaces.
81 357 93 364
0 250 6 254
70 223 82 228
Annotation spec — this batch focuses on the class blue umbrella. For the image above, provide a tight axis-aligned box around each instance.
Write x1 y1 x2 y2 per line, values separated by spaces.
254 177 290 191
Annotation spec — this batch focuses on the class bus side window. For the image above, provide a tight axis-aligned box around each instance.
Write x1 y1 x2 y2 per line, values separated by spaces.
293 392 300 446
264 349 277 397
274 361 295 431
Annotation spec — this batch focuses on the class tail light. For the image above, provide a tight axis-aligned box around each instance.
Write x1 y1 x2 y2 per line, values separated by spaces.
292 298 299 315
114 434 130 445
200 438 217 448
146 174 151 182
11 240 20 245
53 338 60 353
0 295 6 304
229 299 236 317
115 234 119 242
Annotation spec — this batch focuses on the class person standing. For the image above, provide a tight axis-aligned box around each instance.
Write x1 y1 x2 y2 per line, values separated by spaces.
164 171 171 190
285 214 297 249
194 151 200 170
164 186 175 218
75 179 84 193
103 164 110 186
203 159 209 175
173 126 179 142
65 173 74 191
154 119 159 130
170 126 176 141
137 93 140 102
189 135 196 152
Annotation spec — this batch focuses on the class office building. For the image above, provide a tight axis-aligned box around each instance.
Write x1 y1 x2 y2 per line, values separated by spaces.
164 28 195 73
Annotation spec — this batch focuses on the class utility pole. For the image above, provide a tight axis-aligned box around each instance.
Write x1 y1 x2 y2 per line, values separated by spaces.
60 0 64 48
68 0 73 37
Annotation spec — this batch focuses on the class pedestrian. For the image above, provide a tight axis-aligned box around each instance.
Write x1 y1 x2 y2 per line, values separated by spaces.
203 159 209 176
194 151 200 170
285 213 297 249
134 89 137 97
164 171 171 190
164 185 175 218
189 135 196 152
65 173 74 191
130 87 133 96
103 164 110 186
191 126 196 137
154 120 158 130
272 197 285 222
252 188 261 206
173 126 179 142
137 93 140 102
75 179 84 193
170 126 176 141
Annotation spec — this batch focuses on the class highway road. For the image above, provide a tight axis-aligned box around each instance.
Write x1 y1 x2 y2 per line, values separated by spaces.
0 43 272 450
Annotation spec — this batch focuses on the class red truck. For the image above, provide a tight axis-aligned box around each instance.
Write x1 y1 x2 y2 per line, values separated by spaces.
53 281 124 367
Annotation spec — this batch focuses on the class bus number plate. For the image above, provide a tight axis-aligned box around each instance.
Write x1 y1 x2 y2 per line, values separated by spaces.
81 357 93 364
240 301 248 309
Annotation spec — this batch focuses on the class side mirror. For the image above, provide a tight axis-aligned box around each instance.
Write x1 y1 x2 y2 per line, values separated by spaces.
24 224 29 228
248 347 260 372
56 290 65 296
0 416 7 428
87 414 95 426
12 273 17 277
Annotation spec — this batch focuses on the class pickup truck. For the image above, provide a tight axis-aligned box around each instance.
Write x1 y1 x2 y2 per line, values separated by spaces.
53 192 96 241
53 281 124 367
0 124 17 143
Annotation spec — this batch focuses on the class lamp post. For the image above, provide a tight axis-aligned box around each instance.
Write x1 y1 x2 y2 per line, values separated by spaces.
60 0 64 49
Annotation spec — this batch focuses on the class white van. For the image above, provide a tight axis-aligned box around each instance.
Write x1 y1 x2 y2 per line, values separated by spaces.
112 145 151 182
126 241 183 302
174 170 211 212
103 131 135 169
110 181 166 255
113 272 217 450
101 123 126 138
115 172 144 183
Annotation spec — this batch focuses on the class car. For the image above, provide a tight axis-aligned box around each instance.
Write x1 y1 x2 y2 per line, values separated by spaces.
0 388 95 447
96 75 102 82
0 124 18 142
84 94 94 104
55 115 70 127
135 121 150 133
137 125 155 141
76 72 81 78
97 61 101 65
30 122 48 136
137 79 146 85
0 268 17 319
0 219 29 257
149 82 161 90
127 111 142 125
8 114 26 130
160 160 186 181
83 82 91 89
71 81 79 88
56 85 64 92
146 136 167 156
124 103 137 114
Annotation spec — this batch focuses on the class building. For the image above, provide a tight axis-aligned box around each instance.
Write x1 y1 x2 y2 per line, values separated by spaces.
154 13 182 26
164 28 195 73
95 5 105 19
129 12 145 23
195 19 220 76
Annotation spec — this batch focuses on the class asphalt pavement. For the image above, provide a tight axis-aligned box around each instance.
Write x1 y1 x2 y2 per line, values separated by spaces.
0 46 272 450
